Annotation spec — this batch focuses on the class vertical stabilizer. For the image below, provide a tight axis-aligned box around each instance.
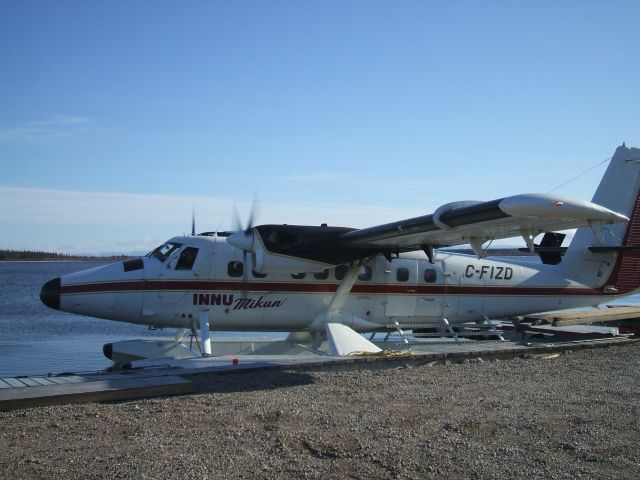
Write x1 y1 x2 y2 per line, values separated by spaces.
563 144 640 291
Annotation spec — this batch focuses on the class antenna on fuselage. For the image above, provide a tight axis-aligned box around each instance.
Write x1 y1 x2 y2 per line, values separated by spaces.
191 206 196 236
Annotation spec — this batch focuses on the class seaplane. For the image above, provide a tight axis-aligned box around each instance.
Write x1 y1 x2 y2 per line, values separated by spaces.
40 144 640 359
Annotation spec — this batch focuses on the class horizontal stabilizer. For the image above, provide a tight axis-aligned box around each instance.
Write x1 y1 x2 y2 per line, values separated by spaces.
325 323 382 356
517 232 567 264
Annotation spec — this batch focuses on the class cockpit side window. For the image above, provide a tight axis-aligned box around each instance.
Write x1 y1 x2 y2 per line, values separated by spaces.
147 242 183 262
175 247 199 270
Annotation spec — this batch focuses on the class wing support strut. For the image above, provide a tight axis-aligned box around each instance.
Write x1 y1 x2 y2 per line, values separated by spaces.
421 244 434 263
327 263 360 315
308 262 381 355
469 237 489 258
521 230 536 252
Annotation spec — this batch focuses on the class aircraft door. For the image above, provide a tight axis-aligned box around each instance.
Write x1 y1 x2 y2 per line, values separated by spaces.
414 260 447 320
384 259 418 317
439 259 460 322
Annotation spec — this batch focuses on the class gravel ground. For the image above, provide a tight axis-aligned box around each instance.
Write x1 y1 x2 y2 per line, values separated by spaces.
1 342 639 480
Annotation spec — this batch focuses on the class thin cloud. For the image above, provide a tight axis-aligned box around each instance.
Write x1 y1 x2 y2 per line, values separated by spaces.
24 115 91 127
0 187 201 226
0 186 559 254
0 186 424 229
0 116 93 142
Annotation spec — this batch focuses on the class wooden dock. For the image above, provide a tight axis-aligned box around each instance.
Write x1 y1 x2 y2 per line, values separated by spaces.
1 331 635 412
523 306 640 327
0 372 196 411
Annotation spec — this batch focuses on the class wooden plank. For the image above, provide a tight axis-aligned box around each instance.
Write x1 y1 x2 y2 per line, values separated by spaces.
525 307 640 327
52 376 85 383
29 377 57 386
0 375 196 411
1 378 29 388
44 376 75 385
14 377 41 387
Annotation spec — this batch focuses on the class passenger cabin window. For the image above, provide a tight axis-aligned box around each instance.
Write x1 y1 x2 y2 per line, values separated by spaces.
424 268 437 283
396 267 409 282
228 261 243 277
358 265 372 281
252 269 267 278
291 273 306 280
175 247 199 270
314 269 329 280
335 265 348 280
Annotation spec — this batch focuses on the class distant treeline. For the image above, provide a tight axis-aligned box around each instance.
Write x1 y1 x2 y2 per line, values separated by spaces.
0 250 128 261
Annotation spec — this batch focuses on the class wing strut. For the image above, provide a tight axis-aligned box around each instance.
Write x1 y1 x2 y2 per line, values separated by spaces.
199 310 212 356
421 244 434 263
521 230 537 252
308 262 381 355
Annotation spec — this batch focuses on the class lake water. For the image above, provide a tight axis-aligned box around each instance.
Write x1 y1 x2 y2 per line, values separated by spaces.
1 261 638 377
0 261 288 377
0 261 167 376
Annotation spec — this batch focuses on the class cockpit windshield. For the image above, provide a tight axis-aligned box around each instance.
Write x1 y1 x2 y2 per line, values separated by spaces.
146 242 183 262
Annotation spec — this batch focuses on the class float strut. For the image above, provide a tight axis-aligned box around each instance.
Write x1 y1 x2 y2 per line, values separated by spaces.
199 310 212 356
443 317 461 344
483 315 505 341
175 328 186 343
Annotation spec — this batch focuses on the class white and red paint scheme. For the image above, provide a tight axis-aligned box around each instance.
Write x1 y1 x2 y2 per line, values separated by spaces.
40 145 640 354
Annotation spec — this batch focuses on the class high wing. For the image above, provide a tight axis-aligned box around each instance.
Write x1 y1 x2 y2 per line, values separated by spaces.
228 193 628 272
340 194 626 253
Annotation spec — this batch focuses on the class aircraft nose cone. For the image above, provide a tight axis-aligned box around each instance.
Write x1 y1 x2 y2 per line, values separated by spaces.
40 277 61 310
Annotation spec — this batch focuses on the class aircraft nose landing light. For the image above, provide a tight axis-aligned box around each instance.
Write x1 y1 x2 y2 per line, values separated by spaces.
40 277 61 310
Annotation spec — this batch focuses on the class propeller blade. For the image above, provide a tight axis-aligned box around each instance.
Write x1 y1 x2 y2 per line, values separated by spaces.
231 196 259 299
246 195 260 230
228 195 260 250
232 205 243 232
241 250 250 299
232 195 260 231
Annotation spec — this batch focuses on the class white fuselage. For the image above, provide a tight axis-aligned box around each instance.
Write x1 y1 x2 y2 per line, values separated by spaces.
56 234 617 332
42 145 640 335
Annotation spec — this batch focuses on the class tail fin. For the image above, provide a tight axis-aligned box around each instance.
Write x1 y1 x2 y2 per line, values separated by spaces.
563 144 640 293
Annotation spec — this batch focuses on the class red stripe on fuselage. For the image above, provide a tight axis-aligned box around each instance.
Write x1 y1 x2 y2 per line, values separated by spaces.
59 280 604 297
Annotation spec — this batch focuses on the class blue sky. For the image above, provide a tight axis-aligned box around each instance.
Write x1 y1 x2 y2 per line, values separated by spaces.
1 1 639 254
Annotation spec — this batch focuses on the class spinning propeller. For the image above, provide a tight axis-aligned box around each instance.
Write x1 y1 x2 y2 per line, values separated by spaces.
230 198 260 297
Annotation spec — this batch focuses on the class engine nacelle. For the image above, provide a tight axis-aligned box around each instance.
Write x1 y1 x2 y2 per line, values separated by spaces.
253 247 332 274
